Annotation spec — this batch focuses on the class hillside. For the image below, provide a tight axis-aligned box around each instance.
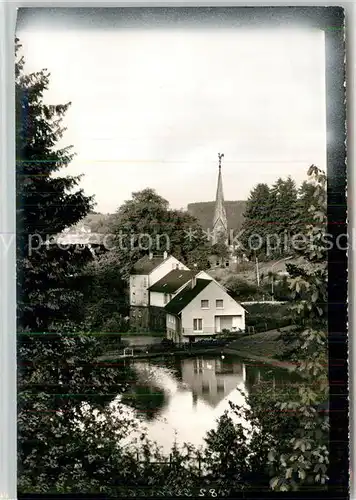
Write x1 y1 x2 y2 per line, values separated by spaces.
187 200 246 232
209 256 324 286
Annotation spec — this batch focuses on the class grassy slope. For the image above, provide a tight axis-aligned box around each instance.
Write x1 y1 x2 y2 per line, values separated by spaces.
226 326 295 358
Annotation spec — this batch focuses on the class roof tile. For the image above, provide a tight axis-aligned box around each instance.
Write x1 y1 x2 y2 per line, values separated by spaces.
164 279 212 315
148 269 195 293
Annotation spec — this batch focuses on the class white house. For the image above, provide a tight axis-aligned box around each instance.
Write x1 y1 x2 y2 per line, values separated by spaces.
129 252 189 307
165 278 246 343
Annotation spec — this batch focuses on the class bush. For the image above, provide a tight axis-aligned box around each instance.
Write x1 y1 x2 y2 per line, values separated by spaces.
245 303 293 333
159 338 174 350
224 276 259 300
102 313 130 333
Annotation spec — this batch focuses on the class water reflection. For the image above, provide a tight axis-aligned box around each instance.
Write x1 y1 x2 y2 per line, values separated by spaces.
111 354 297 454
181 357 246 407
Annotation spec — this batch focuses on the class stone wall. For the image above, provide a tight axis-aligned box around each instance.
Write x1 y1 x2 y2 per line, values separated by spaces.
129 306 150 332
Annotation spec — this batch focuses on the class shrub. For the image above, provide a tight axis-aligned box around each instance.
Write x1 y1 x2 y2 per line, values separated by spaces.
224 276 259 300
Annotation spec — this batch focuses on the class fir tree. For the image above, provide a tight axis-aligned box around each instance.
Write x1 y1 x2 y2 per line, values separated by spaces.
16 38 93 331
293 180 317 234
240 183 271 259
268 176 298 258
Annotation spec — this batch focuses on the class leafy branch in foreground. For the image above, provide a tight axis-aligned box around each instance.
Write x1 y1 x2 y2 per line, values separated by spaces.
264 165 328 491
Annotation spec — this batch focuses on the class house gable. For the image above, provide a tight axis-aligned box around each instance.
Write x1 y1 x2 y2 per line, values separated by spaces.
179 280 246 336
149 255 189 287
182 280 245 317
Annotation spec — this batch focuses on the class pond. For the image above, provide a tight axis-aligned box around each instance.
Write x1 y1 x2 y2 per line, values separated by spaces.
108 353 299 455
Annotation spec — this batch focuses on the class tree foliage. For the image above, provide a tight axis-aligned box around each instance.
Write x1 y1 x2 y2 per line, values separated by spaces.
241 176 310 261
82 252 129 334
240 183 271 259
109 188 211 278
250 165 329 491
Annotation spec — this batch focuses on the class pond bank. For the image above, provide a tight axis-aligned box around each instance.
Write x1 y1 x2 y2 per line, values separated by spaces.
97 326 296 369
223 325 296 371
97 347 221 361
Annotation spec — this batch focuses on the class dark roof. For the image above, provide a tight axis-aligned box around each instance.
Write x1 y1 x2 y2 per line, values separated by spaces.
131 255 166 275
148 269 195 293
164 279 212 315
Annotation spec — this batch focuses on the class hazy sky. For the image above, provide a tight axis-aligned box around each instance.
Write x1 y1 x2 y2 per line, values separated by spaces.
17 9 326 213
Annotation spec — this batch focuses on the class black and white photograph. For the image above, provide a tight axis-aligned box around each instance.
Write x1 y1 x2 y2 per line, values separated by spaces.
14 6 348 498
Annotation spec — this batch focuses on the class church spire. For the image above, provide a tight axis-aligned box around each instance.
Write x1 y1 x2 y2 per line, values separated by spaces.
212 153 228 244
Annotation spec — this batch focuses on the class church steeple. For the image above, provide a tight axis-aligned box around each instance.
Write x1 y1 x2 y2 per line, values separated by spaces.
212 153 228 244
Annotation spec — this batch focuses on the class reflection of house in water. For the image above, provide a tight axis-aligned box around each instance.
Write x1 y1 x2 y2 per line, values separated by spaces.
181 357 247 407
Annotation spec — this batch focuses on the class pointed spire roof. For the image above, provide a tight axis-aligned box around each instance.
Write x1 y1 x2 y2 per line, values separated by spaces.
212 153 228 237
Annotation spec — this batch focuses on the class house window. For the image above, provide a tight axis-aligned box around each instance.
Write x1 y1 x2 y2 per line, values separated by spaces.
194 358 203 373
216 299 224 309
175 264 179 269
193 318 203 331
201 299 209 309
143 277 147 287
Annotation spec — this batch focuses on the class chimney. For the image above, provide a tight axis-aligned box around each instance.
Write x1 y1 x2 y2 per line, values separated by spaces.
163 251 168 259
191 276 197 288
149 252 153 260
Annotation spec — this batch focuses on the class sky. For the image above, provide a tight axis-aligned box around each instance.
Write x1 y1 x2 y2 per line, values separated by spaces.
16 8 327 214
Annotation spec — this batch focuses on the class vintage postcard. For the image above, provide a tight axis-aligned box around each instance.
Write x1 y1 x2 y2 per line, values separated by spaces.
14 6 348 499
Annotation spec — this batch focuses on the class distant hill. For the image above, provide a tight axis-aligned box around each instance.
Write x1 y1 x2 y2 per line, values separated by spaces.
66 212 115 234
187 200 247 232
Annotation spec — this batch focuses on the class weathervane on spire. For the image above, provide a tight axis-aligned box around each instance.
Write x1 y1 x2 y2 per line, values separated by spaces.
218 153 224 170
